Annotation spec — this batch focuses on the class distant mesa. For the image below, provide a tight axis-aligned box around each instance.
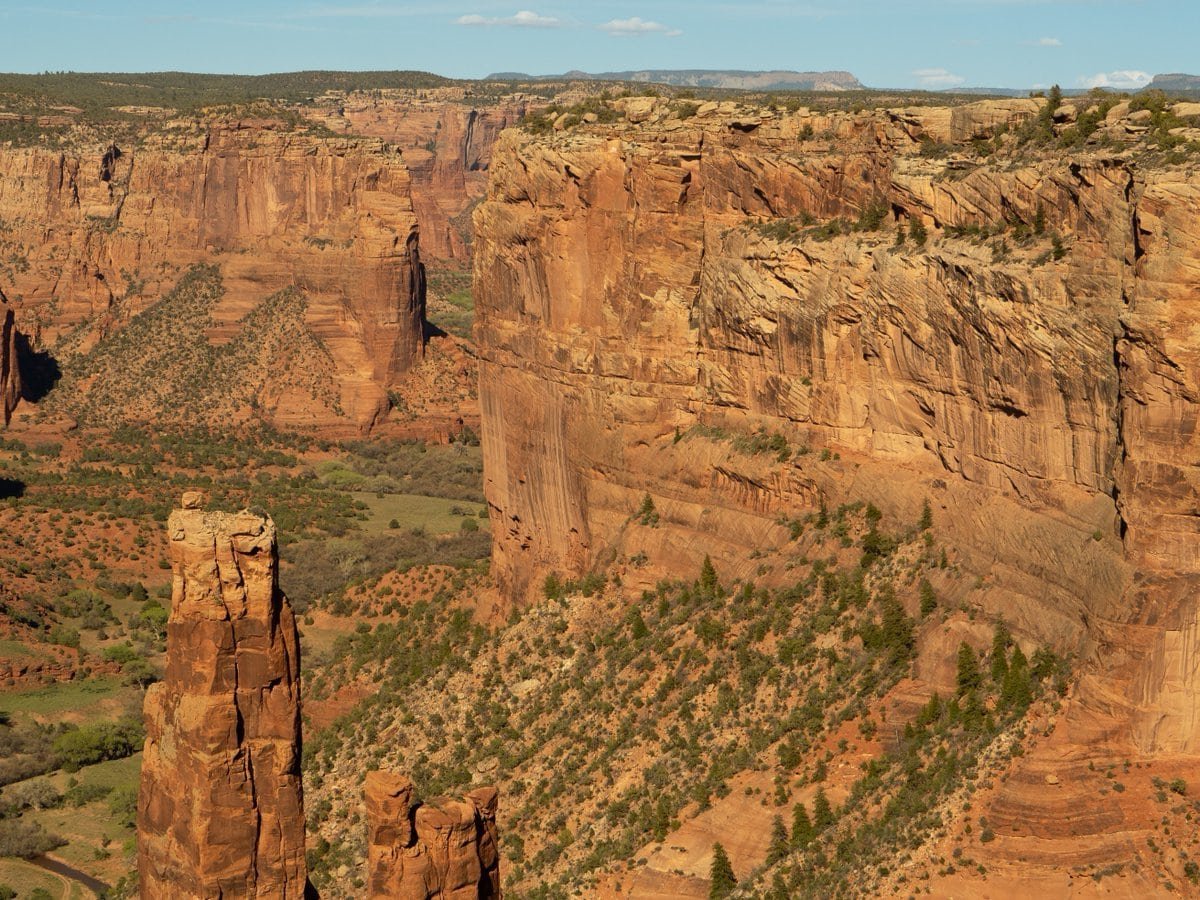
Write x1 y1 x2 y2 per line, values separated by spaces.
1149 73 1200 93
487 68 864 91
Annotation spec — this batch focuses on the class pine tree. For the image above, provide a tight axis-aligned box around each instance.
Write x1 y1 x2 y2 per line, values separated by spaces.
767 815 789 864
812 787 835 832
628 608 649 640
1002 643 1033 712
768 872 790 900
918 498 933 531
956 642 982 697
1033 202 1046 236
990 623 1010 684
919 578 937 618
699 555 719 597
709 843 737 899
791 802 815 848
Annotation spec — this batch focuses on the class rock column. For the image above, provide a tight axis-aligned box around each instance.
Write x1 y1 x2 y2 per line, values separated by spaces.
137 495 307 899
364 770 500 898
0 288 21 426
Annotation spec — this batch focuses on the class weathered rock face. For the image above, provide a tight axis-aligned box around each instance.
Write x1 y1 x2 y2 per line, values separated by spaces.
473 99 1200 754
364 770 500 898
138 498 306 899
308 90 529 262
0 287 19 425
0 120 424 429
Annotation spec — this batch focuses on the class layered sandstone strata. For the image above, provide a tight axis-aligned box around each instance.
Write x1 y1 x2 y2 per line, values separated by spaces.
473 97 1200 757
0 119 424 429
307 89 530 262
364 770 500 898
138 495 307 899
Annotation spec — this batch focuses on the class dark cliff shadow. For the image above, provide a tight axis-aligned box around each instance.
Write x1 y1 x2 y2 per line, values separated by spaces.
0 478 25 500
15 333 61 402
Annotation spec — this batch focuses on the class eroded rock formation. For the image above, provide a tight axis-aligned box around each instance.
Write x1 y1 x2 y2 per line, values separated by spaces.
306 88 531 262
0 119 424 429
473 99 1200 746
364 770 500 898
0 287 19 425
138 495 306 899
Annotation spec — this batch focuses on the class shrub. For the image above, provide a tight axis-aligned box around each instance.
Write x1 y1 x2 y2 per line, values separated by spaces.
52 717 143 772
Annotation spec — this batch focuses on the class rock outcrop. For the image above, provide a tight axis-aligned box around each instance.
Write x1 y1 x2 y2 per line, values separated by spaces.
306 89 530 263
364 770 500 898
0 287 19 425
473 98 1200 745
138 496 307 899
0 119 424 430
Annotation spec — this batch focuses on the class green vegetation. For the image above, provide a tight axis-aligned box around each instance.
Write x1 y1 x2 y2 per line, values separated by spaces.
708 842 737 898
50 266 340 428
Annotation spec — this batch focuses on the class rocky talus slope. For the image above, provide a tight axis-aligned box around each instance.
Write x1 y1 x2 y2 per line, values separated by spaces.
0 118 425 430
472 95 1200 889
364 771 501 898
137 494 307 898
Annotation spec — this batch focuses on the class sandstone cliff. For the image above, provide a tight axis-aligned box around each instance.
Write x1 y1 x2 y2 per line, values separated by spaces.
0 119 424 430
364 771 500 898
307 89 529 263
138 494 307 899
0 287 19 425
473 97 1200 883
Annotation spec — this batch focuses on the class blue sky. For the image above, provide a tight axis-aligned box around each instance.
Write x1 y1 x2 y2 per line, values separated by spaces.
0 1 1194 90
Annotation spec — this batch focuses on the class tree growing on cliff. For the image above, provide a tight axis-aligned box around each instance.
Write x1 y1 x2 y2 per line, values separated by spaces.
956 642 982 697
700 555 720 597
791 801 816 847
919 578 937 618
909 218 928 246
812 787 835 832
766 815 790 864
990 623 1011 684
1002 643 1033 712
709 843 737 898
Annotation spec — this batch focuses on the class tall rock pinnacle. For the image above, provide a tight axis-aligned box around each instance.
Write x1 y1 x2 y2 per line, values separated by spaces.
0 288 21 426
137 494 307 898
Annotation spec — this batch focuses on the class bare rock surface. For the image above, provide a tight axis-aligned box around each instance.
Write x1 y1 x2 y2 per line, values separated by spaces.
137 499 306 899
364 770 500 899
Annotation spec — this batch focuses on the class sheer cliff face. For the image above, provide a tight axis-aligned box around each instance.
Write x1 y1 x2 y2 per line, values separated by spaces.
474 101 1200 753
308 91 529 262
138 499 306 899
0 122 424 429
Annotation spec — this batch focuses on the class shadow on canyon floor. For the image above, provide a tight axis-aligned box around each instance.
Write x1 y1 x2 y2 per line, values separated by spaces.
16 333 61 403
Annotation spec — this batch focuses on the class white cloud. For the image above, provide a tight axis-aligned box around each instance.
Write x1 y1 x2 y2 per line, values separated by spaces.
456 10 562 27
599 16 682 36
1079 69 1152 90
1034 36 1062 46
913 67 966 88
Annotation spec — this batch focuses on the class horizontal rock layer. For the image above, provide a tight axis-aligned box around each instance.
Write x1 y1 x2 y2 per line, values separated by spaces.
0 121 425 429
